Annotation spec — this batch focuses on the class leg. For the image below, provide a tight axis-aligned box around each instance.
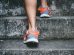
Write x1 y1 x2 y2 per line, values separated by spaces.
23 0 39 44
24 0 37 31
41 0 48 7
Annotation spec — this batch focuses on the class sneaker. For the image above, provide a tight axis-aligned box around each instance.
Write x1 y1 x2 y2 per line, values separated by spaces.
38 7 51 18
24 34 39 43
23 30 39 44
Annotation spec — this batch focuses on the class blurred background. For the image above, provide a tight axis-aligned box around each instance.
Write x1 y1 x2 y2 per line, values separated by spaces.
0 0 74 16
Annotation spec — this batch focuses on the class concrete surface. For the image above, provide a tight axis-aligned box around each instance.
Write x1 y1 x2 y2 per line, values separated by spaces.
0 16 74 40
0 40 74 55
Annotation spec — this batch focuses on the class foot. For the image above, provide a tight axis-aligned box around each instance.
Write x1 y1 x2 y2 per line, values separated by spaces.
23 30 39 44
38 7 51 18
24 34 39 43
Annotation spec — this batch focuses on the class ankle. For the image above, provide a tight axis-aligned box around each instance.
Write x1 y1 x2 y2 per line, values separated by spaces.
28 29 38 32
29 27 37 31
27 29 39 38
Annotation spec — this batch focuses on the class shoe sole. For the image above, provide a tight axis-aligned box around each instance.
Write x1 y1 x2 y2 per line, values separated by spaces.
24 41 39 48
26 41 39 47
40 14 51 18
40 16 50 18
23 34 39 47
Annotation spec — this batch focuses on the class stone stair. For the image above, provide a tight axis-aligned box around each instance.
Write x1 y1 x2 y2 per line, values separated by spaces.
0 0 74 54
0 16 74 55
0 39 74 55
0 16 74 40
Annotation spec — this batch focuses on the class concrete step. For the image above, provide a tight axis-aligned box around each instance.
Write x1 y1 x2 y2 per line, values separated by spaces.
0 16 74 40
0 39 74 55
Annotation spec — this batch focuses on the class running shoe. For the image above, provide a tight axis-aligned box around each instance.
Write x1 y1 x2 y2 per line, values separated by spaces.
38 7 51 18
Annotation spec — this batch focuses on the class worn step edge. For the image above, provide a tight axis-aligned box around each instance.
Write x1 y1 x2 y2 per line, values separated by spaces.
1 16 74 19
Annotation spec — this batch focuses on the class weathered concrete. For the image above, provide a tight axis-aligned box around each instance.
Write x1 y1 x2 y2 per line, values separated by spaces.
0 40 74 55
0 16 74 40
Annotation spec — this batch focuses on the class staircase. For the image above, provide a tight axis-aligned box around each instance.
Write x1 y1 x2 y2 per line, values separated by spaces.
0 16 74 55
0 16 74 40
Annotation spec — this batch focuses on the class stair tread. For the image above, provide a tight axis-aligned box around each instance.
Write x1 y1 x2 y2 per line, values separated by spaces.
1 16 74 19
0 40 74 50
